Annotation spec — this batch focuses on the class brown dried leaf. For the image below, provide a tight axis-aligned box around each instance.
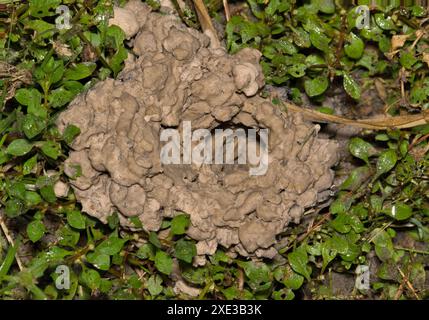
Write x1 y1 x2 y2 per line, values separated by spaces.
422 52 429 67
0 62 32 102
391 35 410 51
374 78 387 102
53 41 74 58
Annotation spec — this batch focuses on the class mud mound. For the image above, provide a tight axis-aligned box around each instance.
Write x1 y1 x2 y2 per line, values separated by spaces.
57 1 339 260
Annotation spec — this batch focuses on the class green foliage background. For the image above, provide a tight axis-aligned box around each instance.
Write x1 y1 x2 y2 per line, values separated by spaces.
0 0 427 300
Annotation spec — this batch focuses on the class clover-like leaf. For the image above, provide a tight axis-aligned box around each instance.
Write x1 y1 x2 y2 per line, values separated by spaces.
154 250 173 275
288 245 311 281
27 220 46 243
376 150 397 176
343 73 361 100
304 76 329 97
6 139 33 157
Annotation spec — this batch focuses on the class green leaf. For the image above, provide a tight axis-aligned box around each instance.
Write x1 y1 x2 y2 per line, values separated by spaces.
309 30 330 52
376 150 397 176
373 229 394 262
57 225 80 247
64 62 97 81
315 0 335 14
321 241 337 273
148 231 162 248
40 185 56 203
222 286 239 300
66 210 86 230
0 111 16 136
288 63 306 78
154 250 173 275
136 243 155 260
340 166 372 191
370 195 383 213
147 274 163 296
99 279 113 294
293 28 311 48
348 215 365 233
7 181 26 200
349 137 376 164
283 265 304 290
97 235 127 256
330 213 352 234
409 262 425 288
340 243 361 262
29 0 62 17
128 274 142 289
129 216 143 228
45 58 65 84
81 269 101 290
272 288 295 300
62 124 81 145
304 76 329 97
265 0 280 16
26 20 55 40
343 74 361 100
49 87 76 108
288 245 311 281
238 261 272 292
378 35 391 53
384 203 413 221
170 214 190 235
5 199 25 218
344 33 364 59
27 220 46 243
23 155 38 175
107 212 119 230
25 191 42 206
374 13 396 30
411 5 426 17
0 237 20 282
40 141 61 159
23 114 46 139
0 150 10 166
329 235 349 259
6 139 33 156
27 246 72 278
86 251 111 271
316 106 334 114
329 192 353 214
174 239 197 263
63 80 84 94
305 54 325 67
399 51 418 70
15 88 47 119
106 25 126 50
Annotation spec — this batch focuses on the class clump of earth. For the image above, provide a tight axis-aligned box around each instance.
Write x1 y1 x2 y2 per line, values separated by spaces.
57 1 339 261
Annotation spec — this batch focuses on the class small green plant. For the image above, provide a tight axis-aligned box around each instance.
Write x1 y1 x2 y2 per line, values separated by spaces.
0 0 428 300
226 0 429 111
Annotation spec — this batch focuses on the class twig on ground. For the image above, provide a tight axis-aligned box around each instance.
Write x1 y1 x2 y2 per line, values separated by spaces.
394 281 404 300
237 267 244 292
396 266 420 300
192 0 220 48
409 133 429 151
282 101 429 130
222 0 230 21
0 210 24 271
